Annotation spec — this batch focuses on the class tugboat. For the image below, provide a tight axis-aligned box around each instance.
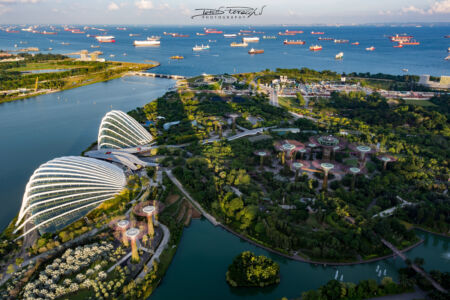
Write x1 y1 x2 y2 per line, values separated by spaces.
248 48 264 54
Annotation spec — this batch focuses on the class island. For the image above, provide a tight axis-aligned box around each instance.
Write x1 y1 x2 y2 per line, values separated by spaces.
0 67 448 299
226 251 280 287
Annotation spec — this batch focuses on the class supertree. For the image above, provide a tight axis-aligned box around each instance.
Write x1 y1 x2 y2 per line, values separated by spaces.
109 218 131 247
229 113 239 133
377 154 398 170
275 140 305 165
254 150 270 169
349 144 375 167
312 160 344 191
133 201 159 237
348 167 360 190
126 228 142 262
309 135 347 161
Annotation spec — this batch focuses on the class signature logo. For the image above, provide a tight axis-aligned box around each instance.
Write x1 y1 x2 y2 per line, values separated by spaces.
191 6 266 19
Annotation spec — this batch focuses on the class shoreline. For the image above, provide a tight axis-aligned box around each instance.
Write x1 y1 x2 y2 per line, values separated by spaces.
218 222 425 266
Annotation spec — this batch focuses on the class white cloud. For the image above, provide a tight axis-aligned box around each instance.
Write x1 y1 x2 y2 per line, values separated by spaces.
401 5 425 14
0 0 41 3
428 0 450 14
179 4 190 16
0 4 11 14
107 2 119 11
135 0 153 10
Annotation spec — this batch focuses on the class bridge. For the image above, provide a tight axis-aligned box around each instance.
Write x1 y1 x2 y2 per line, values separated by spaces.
380 238 448 294
126 71 186 80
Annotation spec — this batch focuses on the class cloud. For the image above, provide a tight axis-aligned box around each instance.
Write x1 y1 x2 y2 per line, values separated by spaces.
428 0 450 14
135 0 153 10
401 5 425 14
0 4 11 14
179 4 190 16
0 0 41 3
107 2 119 11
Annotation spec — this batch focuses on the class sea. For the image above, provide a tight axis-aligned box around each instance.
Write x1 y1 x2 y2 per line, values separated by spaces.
1 25 449 77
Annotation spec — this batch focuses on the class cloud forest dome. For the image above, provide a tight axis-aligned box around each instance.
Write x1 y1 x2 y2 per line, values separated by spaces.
15 156 126 238
98 110 153 149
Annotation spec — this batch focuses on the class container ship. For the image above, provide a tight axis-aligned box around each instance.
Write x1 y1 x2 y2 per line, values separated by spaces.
284 40 305 45
309 45 322 51
41 31 57 35
334 39 349 43
311 31 325 35
399 40 420 45
205 28 223 34
224 34 237 38
242 37 259 43
230 42 248 47
96 36 115 43
335 52 344 59
366 46 375 51
133 40 160 46
193 44 210 51
248 48 264 54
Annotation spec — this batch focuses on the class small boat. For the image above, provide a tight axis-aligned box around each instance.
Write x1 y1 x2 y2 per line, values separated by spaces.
129 33 140 37
284 40 305 45
366 46 375 51
376 265 380 272
248 48 264 54
224 34 237 38
170 56 184 59
208 40 216 43
192 44 210 51
402 68 408 72
309 45 322 51
61 42 70 45
47 48 53 51
445 55 450 60
335 52 344 59
242 37 259 43
109 54 115 57
147 36 161 41
90 45 100 48
393 44 403 48
351 42 359 45
230 42 248 47
383 269 387 276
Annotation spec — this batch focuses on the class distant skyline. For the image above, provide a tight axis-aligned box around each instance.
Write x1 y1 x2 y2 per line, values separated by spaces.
0 0 449 25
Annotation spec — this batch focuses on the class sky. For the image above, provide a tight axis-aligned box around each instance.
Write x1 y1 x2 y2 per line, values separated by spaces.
0 0 449 25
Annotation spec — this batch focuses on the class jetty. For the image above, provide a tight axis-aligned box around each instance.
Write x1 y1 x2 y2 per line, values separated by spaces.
126 71 187 80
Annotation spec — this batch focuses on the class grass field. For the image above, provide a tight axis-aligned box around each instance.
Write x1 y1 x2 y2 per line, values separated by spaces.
404 99 436 107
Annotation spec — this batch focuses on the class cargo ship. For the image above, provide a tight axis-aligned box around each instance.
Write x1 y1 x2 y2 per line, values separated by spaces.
205 28 223 34
318 37 333 41
389 34 413 42
284 30 303 34
230 42 248 47
311 31 325 35
129 33 140 37
263 36 276 39
240 30 252 33
172 33 189 37
96 36 115 43
335 52 344 59
278 32 295 36
170 56 184 60
284 40 305 45
309 45 322 51
399 40 420 45
41 31 57 35
334 39 349 43
242 37 259 43
133 40 160 46
224 34 237 38
116 27 127 31
248 48 264 54
196 33 207 36
351 42 359 45
366 46 375 51
193 44 210 51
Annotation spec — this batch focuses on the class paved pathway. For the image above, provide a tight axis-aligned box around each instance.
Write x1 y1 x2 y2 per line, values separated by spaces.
380 238 447 294
136 222 170 279
164 170 219 226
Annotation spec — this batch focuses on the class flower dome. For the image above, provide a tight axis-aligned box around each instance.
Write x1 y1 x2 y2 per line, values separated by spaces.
15 156 126 238
97 110 153 149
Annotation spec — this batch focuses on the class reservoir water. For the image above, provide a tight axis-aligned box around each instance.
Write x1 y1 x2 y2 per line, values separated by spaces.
0 76 174 231
151 220 449 300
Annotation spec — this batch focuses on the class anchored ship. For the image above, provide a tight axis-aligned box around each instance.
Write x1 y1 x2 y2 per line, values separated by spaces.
224 34 237 38
96 36 115 43
366 46 375 51
335 52 344 59
230 42 248 47
242 37 259 43
133 40 160 46
193 44 210 51
309 45 322 51
311 31 325 35
147 36 161 41
284 40 305 45
351 42 360 45
248 48 264 54
334 39 349 43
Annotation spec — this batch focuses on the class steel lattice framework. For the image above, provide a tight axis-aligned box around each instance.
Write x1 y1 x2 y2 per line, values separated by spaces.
15 156 126 238
98 110 153 149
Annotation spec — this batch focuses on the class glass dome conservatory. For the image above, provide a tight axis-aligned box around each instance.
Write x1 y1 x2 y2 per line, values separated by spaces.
97 110 153 149
15 156 126 238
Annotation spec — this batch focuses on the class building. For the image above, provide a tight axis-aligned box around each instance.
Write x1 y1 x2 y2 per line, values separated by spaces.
14 156 126 238
419 75 450 90
98 110 154 149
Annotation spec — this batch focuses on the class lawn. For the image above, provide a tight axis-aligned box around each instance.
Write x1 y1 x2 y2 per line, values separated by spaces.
404 99 436 107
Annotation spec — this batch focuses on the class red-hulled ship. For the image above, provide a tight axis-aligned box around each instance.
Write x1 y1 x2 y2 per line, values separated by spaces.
389 34 413 42
309 45 322 51
205 28 223 34
311 31 324 35
284 30 303 34
393 44 403 48
351 42 359 45
278 32 295 36
41 31 57 35
284 40 305 45
248 48 264 54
